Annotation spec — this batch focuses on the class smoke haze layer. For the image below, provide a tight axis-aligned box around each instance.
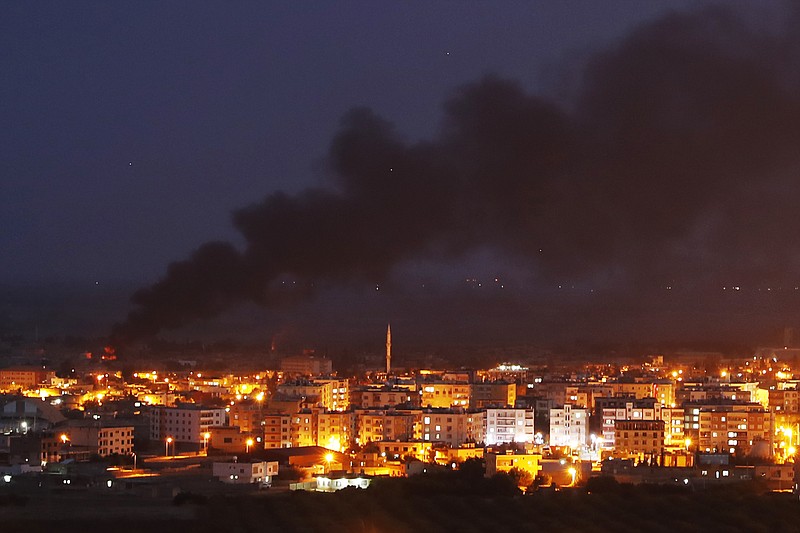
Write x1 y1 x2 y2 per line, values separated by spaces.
114 5 800 342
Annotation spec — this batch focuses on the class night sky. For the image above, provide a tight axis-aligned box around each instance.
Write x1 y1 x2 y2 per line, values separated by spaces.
3 1 799 347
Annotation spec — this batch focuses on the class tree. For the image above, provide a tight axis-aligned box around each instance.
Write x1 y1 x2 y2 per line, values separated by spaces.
532 472 552 489
362 441 380 454
457 457 485 479
487 472 522 497
507 467 534 488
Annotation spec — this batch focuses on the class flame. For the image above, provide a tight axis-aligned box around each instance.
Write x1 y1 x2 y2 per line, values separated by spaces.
102 345 117 360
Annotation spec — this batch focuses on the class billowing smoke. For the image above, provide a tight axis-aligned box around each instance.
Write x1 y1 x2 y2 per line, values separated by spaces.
113 5 800 342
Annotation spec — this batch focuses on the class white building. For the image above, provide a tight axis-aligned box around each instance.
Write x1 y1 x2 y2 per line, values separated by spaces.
601 402 662 449
314 472 372 491
549 404 589 448
212 461 278 485
150 405 226 444
483 408 535 445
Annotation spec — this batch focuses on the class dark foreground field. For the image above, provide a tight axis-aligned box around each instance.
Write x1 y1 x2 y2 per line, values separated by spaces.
4 477 800 533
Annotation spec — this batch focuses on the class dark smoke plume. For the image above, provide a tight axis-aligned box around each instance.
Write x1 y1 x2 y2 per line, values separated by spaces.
114 5 800 342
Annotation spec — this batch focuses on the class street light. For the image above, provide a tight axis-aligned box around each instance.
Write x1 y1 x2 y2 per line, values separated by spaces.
131 452 137 471
203 432 211 453
567 466 577 487
325 452 334 474
58 433 70 462
166 437 173 457
246 438 254 454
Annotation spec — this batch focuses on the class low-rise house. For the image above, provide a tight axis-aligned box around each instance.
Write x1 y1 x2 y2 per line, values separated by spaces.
315 472 372 491
485 451 542 480
212 460 278 485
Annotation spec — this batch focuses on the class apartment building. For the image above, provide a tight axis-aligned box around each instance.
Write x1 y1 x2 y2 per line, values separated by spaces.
263 413 292 448
149 405 226 444
692 403 773 455
549 405 588 448
485 408 535 445
420 409 483 446
419 381 470 408
614 420 665 460
470 381 516 409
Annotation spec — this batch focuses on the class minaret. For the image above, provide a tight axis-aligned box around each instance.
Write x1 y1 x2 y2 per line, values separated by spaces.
386 324 392 375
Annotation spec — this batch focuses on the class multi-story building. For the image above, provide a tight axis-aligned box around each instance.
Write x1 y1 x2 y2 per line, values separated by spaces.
470 381 516 409
42 421 134 463
661 407 685 447
149 404 226 445
290 409 317 447
317 411 355 451
280 354 333 376
564 386 590 409
352 386 415 408
278 379 349 411
769 388 800 414
419 381 470 409
263 413 292 448
375 440 432 462
653 380 676 407
599 398 661 449
692 402 773 455
356 409 389 444
484 408 535 445
315 378 350 411
420 409 483 446
614 420 665 460
354 408 422 445
585 383 616 411
677 385 750 405
229 400 266 435
383 410 421 442
549 405 589 448
609 381 656 400
0 367 55 391
98 425 135 457
525 380 571 408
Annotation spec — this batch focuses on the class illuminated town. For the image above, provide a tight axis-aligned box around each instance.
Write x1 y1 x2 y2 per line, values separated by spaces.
6 0 800 530
3 330 800 498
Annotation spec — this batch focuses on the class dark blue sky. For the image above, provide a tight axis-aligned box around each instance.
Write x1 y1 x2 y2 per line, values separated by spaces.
2 0 718 285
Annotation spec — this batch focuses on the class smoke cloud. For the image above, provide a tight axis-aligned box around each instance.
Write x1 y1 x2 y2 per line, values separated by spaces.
114 5 800 342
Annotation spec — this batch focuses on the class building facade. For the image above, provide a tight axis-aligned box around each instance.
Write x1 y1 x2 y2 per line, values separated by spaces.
484 408 535 445
549 405 589 448
149 405 226 444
